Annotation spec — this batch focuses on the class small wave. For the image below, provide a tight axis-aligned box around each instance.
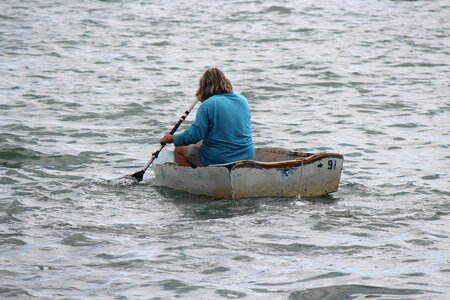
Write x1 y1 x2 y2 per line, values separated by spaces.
69 131 108 138
59 112 101 121
388 123 418 128
96 253 120 260
361 129 386 135
292 28 315 33
0 146 103 171
339 181 373 195
0 176 19 184
278 63 306 70
61 233 103 247
288 284 432 300
406 238 435 247
300 272 349 282
26 75 54 80
4 199 38 214
62 68 95 74
421 174 440 180
0 14 17 21
0 147 41 168
0 287 33 298
304 130 332 136
345 152 363 157
310 81 346 88
265 6 292 14
254 241 371 255
400 272 426 278
201 266 230 274
392 62 448 68
81 19 106 26
103 259 147 269
48 51 62 58
150 41 171 47
159 279 200 293
0 238 27 246
232 255 252 262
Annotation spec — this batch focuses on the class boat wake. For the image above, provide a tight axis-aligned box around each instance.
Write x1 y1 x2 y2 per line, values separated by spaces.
92 175 140 187
110 175 140 186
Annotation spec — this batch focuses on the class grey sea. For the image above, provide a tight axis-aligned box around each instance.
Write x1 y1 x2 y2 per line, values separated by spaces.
1 0 449 299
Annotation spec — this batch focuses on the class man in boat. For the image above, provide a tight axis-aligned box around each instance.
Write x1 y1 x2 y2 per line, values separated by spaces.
160 67 254 167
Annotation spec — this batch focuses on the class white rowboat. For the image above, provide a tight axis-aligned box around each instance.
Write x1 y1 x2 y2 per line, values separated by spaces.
154 147 343 199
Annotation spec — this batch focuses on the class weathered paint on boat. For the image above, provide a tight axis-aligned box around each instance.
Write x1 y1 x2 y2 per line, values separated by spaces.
154 147 344 199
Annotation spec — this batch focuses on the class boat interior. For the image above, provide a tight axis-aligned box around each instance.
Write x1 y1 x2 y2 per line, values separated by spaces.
254 147 313 162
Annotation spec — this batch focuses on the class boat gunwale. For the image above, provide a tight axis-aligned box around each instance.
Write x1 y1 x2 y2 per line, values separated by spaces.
220 152 344 170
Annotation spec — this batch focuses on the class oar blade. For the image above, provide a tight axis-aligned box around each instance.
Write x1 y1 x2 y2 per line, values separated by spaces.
130 170 145 182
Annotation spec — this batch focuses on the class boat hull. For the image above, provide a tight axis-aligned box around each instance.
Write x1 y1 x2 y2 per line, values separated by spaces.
154 148 343 199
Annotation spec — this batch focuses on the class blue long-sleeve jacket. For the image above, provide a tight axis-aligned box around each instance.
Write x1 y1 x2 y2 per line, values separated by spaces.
173 93 254 166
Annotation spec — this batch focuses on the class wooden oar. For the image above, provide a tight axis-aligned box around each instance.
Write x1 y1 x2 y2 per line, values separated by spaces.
130 98 199 182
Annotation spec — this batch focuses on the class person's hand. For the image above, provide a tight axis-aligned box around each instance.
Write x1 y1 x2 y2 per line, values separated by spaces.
160 134 174 145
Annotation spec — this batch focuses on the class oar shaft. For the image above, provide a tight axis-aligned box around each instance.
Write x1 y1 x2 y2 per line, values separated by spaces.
142 144 164 171
142 98 199 172
169 99 199 135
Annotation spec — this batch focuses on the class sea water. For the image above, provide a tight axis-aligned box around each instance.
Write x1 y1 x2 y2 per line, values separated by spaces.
1 0 449 298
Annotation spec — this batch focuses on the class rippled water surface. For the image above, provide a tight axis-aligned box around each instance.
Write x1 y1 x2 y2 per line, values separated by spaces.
1 0 449 299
